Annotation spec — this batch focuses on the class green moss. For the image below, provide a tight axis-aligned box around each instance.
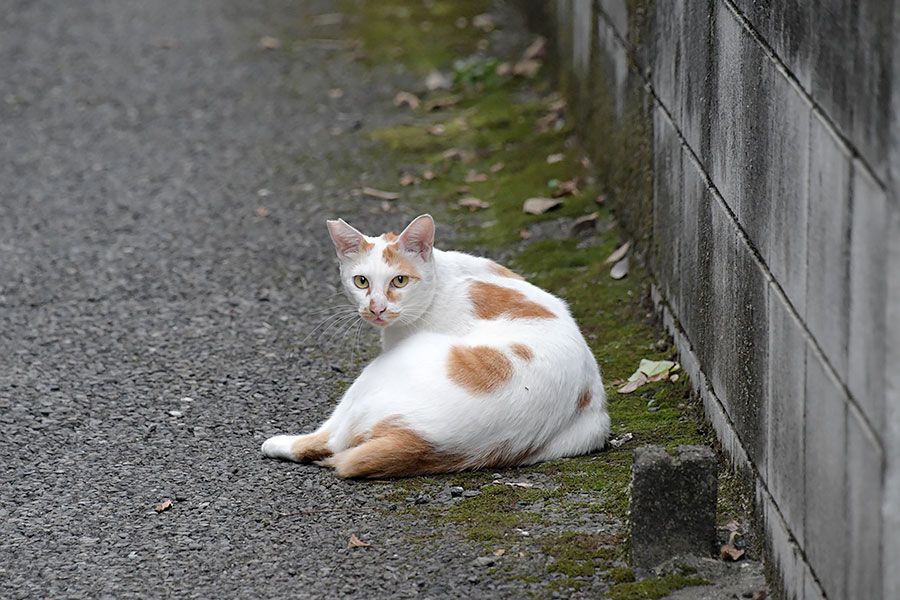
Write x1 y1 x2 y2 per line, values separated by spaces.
441 484 546 544
606 567 636 584
540 532 619 577
609 575 710 600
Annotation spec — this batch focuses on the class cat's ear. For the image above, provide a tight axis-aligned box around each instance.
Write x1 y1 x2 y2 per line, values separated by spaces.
327 218 369 259
398 214 435 261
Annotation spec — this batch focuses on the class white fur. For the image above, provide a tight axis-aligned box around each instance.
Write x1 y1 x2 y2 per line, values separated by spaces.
262 215 609 469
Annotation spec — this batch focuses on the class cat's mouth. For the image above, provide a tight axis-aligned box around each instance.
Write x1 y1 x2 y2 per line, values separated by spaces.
362 310 399 327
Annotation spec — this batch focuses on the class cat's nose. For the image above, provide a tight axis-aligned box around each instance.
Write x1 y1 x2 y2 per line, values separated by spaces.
369 299 387 316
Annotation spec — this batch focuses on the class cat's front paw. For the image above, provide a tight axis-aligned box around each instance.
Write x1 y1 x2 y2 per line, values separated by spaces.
261 435 300 461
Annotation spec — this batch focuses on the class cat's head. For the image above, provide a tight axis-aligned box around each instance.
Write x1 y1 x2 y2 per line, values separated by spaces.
326 214 437 328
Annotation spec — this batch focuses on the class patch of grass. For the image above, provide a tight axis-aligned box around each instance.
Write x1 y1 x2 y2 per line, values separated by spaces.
606 567 636 584
609 574 710 600
441 484 547 545
540 532 618 577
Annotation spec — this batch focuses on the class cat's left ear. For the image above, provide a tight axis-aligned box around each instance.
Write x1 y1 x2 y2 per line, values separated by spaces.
398 214 435 261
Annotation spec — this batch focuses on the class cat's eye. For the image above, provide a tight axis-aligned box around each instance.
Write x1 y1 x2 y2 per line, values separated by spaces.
353 275 369 289
392 275 409 288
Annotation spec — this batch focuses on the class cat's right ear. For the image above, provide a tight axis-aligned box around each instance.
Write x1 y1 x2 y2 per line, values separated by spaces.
327 219 368 259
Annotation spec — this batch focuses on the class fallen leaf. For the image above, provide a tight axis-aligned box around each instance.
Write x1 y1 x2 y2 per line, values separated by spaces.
669 373 679 382
155 499 173 513
379 201 392 213
546 153 564 164
425 70 452 91
630 359 677 381
361 187 399 201
422 170 436 180
258 36 280 50
472 13 495 32
399 173 420 186
424 93 463 111
554 178 580 197
523 197 563 215
427 124 446 136
464 170 488 183
610 256 629 279
581 156 592 168
751 591 768 600
721 531 745 561
595 194 607 206
522 36 547 61
458 197 489 211
608 432 634 448
328 88 344 99
348 534 371 549
456 185 472 194
489 162 505 173
512 59 542 78
442 148 462 160
495 62 512 76
492 548 506 556
519 229 532 240
617 372 648 394
495 481 534 489
313 12 344 26
393 91 420 110
604 241 631 265
255 206 270 217
570 212 599 236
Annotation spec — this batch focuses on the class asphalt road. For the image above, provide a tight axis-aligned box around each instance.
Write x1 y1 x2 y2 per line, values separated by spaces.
1 1 505 598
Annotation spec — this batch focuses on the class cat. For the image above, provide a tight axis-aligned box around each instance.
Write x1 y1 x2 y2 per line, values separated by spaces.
261 214 609 478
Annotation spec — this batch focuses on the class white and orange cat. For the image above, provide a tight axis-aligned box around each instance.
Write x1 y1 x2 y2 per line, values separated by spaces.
262 214 609 477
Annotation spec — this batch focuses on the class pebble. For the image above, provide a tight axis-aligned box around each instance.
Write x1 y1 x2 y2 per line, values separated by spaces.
472 556 498 567
462 490 481 498
449 486 464 498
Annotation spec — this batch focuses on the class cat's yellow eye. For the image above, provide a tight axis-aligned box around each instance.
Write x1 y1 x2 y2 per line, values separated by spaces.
353 275 369 289
392 275 409 288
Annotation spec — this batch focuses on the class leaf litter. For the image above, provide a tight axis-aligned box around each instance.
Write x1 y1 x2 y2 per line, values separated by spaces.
617 359 680 394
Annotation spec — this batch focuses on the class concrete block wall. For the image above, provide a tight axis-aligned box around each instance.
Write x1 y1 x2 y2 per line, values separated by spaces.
538 2 900 598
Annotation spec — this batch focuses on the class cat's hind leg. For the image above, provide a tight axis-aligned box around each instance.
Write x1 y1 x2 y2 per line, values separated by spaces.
319 422 444 478
261 429 332 463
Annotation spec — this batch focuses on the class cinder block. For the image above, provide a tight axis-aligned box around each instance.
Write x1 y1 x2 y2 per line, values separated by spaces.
709 3 772 262
846 410 884 600
762 491 805 600
767 71 809 317
848 162 888 432
652 106 682 305
806 113 851 380
631 445 717 567
651 0 683 116
678 153 708 342
679 0 714 157
572 0 592 79
886 207 900 600
708 196 739 412
767 285 806 548
804 349 848 600
598 0 628 41
730 0 813 89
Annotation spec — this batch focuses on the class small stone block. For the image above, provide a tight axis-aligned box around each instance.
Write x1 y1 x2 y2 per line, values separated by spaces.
631 445 718 567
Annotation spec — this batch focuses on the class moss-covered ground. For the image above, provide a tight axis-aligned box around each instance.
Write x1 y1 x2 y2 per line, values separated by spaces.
337 1 753 597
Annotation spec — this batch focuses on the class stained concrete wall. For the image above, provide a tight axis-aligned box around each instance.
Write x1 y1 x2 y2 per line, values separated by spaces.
537 2 900 599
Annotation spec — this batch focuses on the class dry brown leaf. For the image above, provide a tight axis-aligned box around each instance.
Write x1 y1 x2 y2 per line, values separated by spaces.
495 62 512 76
472 13 495 32
489 162 505 173
617 372 648 394
456 185 472 194
464 170 488 183
348 534 372 549
523 197 563 215
258 36 280 50
604 241 632 265
458 197 489 211
427 124 446 136
155 499 173 513
442 148 462 160
608 432 634 448
361 187 399 201
399 173 420 186
751 591 768 600
492 548 506 556
328 88 344 99
546 153 564 164
554 178 580 197
255 206 270 217
425 71 452 91
721 531 745 561
610 256 630 280
519 229 532 240
393 91 420 110
513 59 542 78
422 170 436 180
425 94 463 111
522 36 547 60
570 212 599 236
670 373 680 382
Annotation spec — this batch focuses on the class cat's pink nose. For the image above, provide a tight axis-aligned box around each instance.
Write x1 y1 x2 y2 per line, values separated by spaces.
369 299 387 316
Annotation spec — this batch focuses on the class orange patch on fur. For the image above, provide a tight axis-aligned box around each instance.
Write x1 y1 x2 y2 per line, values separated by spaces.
576 387 592 411
382 232 398 242
382 243 421 278
488 261 524 280
510 343 534 361
469 281 556 320
325 416 541 478
447 345 514 395
359 238 374 252
290 430 332 462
